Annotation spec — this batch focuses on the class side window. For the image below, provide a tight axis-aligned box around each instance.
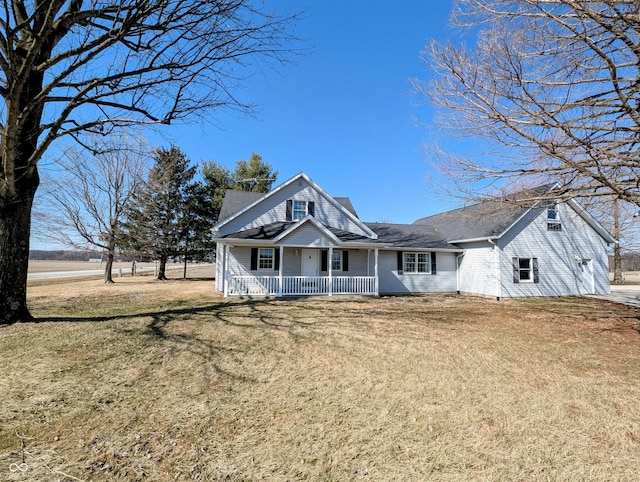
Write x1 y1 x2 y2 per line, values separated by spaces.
513 257 539 283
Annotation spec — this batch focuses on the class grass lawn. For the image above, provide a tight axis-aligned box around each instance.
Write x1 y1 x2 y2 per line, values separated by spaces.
1 274 639 481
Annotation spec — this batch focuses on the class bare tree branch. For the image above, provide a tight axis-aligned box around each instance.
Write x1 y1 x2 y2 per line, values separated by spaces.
418 0 640 206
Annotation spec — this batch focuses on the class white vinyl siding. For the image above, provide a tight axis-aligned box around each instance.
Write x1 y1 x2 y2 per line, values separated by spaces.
456 243 499 298
376 251 457 294
278 223 335 247
499 204 610 297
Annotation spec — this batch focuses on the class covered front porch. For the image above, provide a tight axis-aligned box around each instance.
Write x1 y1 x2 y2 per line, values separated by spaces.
226 274 378 297
218 244 380 297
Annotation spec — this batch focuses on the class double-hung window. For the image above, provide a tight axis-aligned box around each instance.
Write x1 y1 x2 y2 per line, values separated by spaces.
286 200 315 221
331 251 342 271
513 257 539 283
258 248 274 270
293 200 308 220
547 203 561 231
403 252 430 273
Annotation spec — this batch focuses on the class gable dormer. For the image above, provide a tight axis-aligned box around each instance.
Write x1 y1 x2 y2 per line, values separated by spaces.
215 172 376 240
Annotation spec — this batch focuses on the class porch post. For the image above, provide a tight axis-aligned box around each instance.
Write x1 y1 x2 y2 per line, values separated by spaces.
278 245 284 297
374 248 379 296
328 246 333 296
223 244 230 297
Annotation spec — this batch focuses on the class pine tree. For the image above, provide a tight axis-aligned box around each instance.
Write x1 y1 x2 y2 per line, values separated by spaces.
121 146 196 280
202 152 278 223
176 182 217 278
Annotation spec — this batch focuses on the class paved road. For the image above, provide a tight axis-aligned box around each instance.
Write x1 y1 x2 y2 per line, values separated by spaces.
591 284 640 307
28 265 158 281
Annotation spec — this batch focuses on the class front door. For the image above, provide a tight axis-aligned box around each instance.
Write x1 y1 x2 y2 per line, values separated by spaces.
301 249 319 277
580 259 595 294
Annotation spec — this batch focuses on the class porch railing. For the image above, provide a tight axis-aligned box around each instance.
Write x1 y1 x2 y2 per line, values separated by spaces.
226 275 377 296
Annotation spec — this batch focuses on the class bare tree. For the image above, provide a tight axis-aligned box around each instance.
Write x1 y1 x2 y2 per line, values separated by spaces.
41 132 149 283
415 0 640 206
0 1 301 324
582 196 640 283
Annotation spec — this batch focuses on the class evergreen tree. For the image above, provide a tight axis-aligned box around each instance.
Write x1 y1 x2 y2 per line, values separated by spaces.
176 182 217 277
201 161 234 222
202 152 278 223
121 146 196 280
232 153 278 193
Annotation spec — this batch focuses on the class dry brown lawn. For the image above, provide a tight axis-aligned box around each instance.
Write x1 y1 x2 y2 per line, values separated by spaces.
1 275 639 481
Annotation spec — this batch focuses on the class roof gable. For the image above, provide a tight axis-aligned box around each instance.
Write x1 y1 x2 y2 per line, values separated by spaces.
413 185 614 244
274 216 342 245
215 172 377 239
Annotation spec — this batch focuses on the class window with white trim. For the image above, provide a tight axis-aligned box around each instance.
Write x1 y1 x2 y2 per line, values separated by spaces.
293 200 308 220
518 258 532 281
403 252 431 273
258 248 274 270
331 251 342 271
513 257 539 283
547 203 561 231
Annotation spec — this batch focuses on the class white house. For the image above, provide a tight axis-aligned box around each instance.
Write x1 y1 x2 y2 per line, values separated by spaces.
213 172 614 299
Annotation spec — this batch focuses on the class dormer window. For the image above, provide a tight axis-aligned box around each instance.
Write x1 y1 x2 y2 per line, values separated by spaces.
547 203 561 231
293 200 308 220
286 200 315 221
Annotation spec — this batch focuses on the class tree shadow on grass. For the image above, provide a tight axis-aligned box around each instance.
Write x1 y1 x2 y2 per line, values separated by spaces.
33 297 328 383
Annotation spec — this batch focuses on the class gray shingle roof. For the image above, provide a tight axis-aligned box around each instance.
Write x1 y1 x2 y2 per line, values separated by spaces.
222 221 459 249
218 184 566 248
334 197 358 218
413 185 557 241
218 190 264 223
221 222 293 240
366 223 457 249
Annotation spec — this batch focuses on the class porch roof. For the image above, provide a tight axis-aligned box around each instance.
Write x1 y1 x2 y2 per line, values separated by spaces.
218 221 461 250
218 221 372 243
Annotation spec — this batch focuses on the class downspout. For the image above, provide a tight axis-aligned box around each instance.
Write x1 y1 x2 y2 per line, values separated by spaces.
456 252 464 294
488 238 501 300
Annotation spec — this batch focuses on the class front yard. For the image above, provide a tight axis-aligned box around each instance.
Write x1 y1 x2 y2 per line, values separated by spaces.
1 276 639 481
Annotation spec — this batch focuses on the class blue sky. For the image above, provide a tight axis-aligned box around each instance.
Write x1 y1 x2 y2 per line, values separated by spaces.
33 1 457 250
151 0 456 224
